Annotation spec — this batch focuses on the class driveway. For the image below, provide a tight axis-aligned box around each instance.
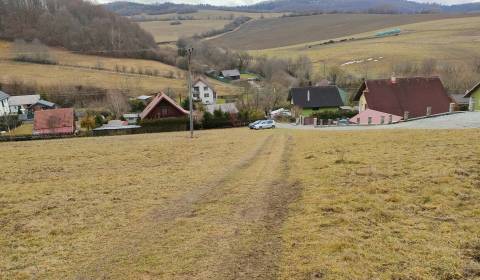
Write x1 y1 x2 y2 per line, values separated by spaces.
278 112 480 130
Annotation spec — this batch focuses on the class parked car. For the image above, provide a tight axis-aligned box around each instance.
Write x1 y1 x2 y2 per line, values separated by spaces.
249 120 262 129
253 120 276 130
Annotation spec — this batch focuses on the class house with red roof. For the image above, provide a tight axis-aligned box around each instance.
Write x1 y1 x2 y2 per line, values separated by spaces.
352 76 453 124
33 108 76 135
140 92 189 120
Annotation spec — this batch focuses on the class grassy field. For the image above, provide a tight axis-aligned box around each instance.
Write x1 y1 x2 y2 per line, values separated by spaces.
210 13 465 50
131 9 282 21
0 41 239 97
253 15 480 79
1 128 479 279
139 19 232 42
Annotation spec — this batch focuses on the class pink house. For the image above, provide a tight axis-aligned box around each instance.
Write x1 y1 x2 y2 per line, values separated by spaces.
350 109 402 125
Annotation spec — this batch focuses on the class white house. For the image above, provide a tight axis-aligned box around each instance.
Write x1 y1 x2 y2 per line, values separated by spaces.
8 94 40 114
0 91 11 116
192 77 216 105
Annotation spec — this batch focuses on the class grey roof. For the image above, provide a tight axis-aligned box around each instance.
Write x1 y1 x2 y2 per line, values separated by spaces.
0 91 10 101
93 120 140 131
137 95 153 101
221 69 240 77
288 86 344 109
34 99 56 108
205 103 239 114
449 93 470 104
123 113 140 118
8 95 40 106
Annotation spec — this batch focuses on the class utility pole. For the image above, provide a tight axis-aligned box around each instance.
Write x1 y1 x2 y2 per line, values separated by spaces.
186 47 194 139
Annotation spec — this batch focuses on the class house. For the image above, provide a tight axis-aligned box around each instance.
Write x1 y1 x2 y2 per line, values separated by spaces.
0 91 10 116
30 100 57 112
350 109 403 125
465 82 480 111
288 86 344 116
220 69 241 80
205 103 238 114
8 95 40 114
123 113 140 125
33 108 76 135
353 76 453 119
140 92 189 120
192 77 216 105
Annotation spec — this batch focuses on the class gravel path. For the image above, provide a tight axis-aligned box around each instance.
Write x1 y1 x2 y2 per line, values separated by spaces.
278 112 480 130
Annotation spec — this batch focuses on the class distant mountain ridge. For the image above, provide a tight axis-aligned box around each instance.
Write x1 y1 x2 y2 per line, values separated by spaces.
104 0 480 15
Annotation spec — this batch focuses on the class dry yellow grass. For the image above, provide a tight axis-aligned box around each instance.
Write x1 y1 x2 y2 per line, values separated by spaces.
0 41 240 96
1 128 479 279
139 19 231 42
254 15 480 78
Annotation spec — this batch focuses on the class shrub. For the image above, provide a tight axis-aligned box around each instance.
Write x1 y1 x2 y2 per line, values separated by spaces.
139 117 189 133
311 110 358 121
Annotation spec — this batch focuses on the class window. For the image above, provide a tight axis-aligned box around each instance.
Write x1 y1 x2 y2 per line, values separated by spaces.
204 86 208 91
204 93 210 98
193 86 200 92
193 93 200 98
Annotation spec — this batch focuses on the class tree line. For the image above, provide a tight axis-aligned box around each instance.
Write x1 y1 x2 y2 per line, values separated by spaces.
0 0 157 55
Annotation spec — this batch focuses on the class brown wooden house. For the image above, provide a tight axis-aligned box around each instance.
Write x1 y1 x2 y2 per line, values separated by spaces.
139 92 189 120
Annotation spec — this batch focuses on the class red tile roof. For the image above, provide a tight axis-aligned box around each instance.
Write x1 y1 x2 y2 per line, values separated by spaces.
33 108 75 135
140 92 189 120
354 77 453 118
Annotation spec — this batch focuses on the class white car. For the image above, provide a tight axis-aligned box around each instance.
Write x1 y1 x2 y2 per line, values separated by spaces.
253 120 276 130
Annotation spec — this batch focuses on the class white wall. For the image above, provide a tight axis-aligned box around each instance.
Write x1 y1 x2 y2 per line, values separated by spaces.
192 81 215 105
0 99 10 116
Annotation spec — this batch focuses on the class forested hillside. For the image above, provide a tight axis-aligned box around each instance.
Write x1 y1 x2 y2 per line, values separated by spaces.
0 0 157 54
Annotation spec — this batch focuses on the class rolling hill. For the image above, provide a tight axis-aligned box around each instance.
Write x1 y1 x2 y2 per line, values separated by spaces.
209 13 467 50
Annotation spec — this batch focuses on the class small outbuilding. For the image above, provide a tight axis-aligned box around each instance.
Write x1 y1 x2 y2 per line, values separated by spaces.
140 92 189 120
465 82 480 111
8 94 40 114
33 108 76 135
220 69 241 80
30 100 57 112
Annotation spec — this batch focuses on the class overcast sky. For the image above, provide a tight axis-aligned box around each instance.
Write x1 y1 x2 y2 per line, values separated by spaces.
96 0 480 5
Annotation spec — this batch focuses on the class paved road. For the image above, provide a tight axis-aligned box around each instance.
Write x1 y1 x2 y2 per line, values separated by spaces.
278 112 480 130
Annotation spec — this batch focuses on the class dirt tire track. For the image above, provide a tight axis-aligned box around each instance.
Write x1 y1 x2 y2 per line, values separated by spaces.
77 133 275 278
211 133 303 280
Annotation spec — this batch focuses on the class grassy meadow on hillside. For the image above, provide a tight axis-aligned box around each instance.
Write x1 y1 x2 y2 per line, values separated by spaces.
0 41 239 97
139 19 232 42
131 9 282 21
1 128 479 279
254 15 480 80
210 13 465 50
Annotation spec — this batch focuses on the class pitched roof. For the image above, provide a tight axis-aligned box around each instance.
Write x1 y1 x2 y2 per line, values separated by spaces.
8 95 40 106
205 103 239 114
193 76 215 91
288 86 344 108
34 108 75 131
221 69 240 77
34 99 56 108
139 92 189 119
0 91 10 101
464 82 480 98
353 77 452 118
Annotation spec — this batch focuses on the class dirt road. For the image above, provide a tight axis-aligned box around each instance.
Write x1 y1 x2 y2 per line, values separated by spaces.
77 132 301 279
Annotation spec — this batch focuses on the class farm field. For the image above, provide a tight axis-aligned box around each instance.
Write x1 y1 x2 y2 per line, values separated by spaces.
131 9 282 21
210 13 467 50
139 19 231 43
254 15 480 79
0 41 240 97
1 128 479 279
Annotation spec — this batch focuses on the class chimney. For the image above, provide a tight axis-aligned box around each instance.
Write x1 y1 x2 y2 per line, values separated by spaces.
307 90 311 102
391 73 397 84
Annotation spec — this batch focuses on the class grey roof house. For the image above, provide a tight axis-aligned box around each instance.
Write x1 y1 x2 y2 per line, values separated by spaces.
288 86 344 114
220 69 241 80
